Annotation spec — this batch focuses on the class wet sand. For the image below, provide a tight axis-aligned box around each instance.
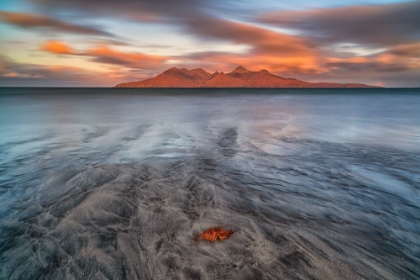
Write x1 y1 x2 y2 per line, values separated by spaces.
0 88 419 279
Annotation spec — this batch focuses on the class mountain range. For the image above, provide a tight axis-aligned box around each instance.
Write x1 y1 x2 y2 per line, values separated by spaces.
115 66 378 88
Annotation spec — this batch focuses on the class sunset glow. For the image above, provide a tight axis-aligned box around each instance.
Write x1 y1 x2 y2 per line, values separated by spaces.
0 1 419 87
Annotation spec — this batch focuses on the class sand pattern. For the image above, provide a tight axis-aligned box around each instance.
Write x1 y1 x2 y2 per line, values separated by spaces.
0 89 419 279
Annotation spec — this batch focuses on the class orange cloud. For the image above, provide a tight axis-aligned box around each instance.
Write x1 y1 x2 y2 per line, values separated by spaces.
85 46 168 69
40 41 169 70
181 16 327 76
325 45 420 73
212 54 321 75
41 41 75 54
328 57 369 64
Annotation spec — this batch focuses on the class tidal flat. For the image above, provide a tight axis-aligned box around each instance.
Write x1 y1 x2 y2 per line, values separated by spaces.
0 88 419 279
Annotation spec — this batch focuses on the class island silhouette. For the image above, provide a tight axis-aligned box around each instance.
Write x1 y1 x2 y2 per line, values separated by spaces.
115 66 378 88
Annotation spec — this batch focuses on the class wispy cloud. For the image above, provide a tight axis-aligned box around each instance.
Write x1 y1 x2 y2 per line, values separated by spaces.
185 16 316 55
258 1 420 47
28 0 207 22
0 10 113 37
326 44 420 73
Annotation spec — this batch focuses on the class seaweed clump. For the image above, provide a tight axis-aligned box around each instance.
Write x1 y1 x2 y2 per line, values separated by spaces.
195 227 235 242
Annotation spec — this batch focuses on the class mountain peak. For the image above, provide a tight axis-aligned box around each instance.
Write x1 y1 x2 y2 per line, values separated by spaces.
191 68 211 75
163 67 179 73
231 66 250 73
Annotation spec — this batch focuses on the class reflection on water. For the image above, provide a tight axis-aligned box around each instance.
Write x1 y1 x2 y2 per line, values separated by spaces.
0 88 419 279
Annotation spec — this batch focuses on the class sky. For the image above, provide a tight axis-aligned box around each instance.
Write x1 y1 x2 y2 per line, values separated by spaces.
0 0 419 87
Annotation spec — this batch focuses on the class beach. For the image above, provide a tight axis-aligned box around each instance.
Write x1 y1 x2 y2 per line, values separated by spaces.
0 88 419 279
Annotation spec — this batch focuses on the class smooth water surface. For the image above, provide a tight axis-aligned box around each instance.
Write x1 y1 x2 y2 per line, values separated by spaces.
0 88 419 279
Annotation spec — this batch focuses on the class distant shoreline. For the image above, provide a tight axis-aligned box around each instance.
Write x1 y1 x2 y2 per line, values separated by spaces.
4 87 413 89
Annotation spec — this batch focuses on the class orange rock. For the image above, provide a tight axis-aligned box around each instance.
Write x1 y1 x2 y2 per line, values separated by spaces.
195 227 235 242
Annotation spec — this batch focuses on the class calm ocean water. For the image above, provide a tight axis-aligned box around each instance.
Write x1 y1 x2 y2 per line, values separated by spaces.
0 88 419 279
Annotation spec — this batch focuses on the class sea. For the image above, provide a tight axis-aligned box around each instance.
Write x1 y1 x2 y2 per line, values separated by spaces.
0 88 419 279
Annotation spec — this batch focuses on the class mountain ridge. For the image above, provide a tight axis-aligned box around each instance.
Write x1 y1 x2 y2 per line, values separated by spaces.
115 66 379 88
